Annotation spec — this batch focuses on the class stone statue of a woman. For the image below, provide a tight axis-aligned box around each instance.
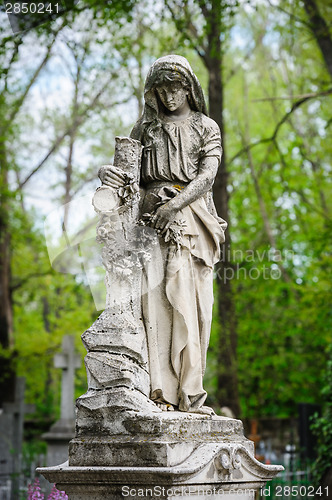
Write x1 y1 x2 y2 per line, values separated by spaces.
39 56 283 496
99 55 227 414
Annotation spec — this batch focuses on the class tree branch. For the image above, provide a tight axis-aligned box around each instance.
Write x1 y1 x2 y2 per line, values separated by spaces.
165 0 208 62
6 23 66 128
197 0 209 20
11 271 53 292
252 91 332 101
229 87 332 164
0 39 22 97
18 93 131 190
267 0 311 28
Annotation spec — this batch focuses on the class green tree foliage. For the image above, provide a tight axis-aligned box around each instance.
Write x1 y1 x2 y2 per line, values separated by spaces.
311 346 332 491
0 2 188 420
12 217 98 418
0 0 331 424
0 6 141 415
0 19 69 403
218 2 332 417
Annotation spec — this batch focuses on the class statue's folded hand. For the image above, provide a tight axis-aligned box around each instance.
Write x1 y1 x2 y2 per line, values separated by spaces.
98 165 126 188
151 201 178 233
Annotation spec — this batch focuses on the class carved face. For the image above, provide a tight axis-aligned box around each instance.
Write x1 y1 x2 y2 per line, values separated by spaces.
156 81 188 112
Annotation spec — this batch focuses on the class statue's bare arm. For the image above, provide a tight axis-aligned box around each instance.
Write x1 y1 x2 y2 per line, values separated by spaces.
151 156 219 233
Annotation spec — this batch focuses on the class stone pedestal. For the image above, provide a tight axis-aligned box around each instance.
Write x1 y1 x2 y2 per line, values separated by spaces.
69 412 251 467
37 463 279 500
38 412 283 499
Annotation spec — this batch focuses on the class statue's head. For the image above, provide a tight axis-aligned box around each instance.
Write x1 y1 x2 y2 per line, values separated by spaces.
142 55 208 120
152 70 195 113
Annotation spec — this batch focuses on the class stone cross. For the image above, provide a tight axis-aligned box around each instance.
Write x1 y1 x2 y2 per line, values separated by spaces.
54 335 81 421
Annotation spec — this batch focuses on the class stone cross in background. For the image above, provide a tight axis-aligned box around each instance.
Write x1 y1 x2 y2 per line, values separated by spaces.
42 335 81 472
54 335 81 422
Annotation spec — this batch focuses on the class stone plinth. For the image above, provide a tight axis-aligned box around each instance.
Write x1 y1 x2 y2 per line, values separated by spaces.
37 461 279 500
69 412 252 467
38 412 283 499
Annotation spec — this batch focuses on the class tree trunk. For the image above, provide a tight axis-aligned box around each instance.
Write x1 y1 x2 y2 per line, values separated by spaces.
63 135 74 229
0 142 16 405
205 0 240 417
303 0 332 80
0 147 13 350
0 226 12 350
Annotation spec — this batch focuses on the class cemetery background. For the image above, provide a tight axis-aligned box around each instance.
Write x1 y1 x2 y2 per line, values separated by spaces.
0 0 331 498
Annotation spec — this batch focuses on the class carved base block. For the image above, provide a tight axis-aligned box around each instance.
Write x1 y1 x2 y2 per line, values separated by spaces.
38 413 283 499
37 461 271 499
39 443 282 499
71 412 252 466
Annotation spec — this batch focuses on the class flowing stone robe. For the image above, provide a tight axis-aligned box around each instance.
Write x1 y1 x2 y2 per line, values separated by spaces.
131 55 227 412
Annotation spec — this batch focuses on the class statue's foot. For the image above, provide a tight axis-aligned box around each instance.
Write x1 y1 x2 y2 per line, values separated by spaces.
155 402 175 411
186 405 215 416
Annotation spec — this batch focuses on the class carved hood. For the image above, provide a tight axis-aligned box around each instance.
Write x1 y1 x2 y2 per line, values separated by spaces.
142 55 208 125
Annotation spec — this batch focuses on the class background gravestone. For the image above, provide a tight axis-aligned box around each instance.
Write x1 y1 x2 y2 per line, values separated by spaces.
0 377 35 500
42 335 81 468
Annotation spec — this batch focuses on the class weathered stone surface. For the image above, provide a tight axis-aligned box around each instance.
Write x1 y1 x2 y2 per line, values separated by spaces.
69 412 253 467
81 308 148 366
80 137 153 423
75 388 160 435
76 411 244 439
92 185 120 213
69 439 195 468
39 440 283 498
84 352 150 395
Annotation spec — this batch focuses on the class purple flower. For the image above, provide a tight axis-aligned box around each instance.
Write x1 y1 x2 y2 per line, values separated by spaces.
27 479 68 500
27 478 44 500
47 485 68 500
